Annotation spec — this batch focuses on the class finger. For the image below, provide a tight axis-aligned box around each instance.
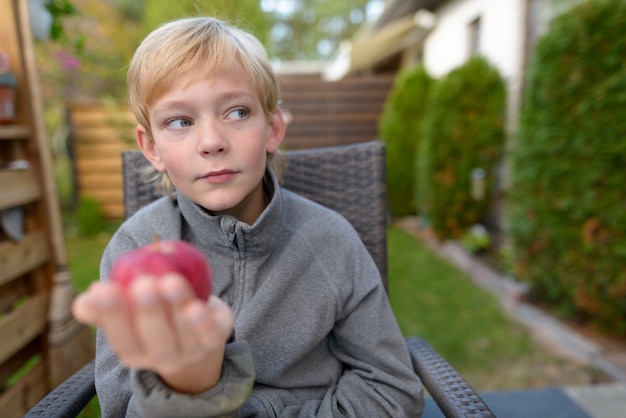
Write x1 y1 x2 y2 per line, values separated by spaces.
157 273 196 307
184 295 234 349
207 296 234 340
95 282 145 366
71 282 103 325
158 274 202 356
129 276 179 369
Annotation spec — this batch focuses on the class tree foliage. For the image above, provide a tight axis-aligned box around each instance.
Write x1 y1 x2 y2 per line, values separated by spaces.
35 0 374 103
508 0 626 333
418 56 506 240
267 0 372 60
35 0 142 100
133 0 273 46
379 65 433 217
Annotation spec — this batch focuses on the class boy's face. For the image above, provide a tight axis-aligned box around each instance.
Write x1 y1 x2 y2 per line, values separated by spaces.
137 69 285 225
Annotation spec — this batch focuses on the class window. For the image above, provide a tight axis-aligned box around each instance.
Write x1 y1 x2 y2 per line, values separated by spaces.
468 16 482 57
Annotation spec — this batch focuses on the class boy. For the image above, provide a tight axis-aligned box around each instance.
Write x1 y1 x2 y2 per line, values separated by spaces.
72 17 424 417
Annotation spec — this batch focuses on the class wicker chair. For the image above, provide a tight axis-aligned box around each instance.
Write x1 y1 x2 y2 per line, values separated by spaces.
26 141 495 417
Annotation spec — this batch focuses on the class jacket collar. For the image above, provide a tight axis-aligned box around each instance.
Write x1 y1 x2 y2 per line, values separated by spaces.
177 169 283 253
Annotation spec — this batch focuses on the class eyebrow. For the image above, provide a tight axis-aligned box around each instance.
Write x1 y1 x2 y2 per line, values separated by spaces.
151 90 257 116
150 101 189 122
219 90 257 102
152 100 190 113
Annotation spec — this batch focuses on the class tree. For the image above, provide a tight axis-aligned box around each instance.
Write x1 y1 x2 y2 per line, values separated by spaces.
36 0 380 103
127 0 273 46
418 57 506 240
379 65 434 217
262 0 377 60
508 0 626 333
36 0 276 102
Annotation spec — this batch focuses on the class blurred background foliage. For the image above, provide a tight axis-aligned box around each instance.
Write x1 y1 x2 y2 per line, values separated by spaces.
417 56 506 241
37 0 626 335
35 0 382 153
379 65 434 218
36 0 380 102
379 0 626 335
508 0 626 334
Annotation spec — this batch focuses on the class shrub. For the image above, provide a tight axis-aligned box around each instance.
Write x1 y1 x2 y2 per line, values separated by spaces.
508 0 626 333
418 56 506 240
379 65 434 217
75 196 108 237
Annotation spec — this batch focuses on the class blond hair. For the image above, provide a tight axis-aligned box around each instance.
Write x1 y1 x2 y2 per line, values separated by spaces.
127 17 285 194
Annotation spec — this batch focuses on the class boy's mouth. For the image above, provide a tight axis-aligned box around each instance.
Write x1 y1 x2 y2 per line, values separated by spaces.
201 169 237 184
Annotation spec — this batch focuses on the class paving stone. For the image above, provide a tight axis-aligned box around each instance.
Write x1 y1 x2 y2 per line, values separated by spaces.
565 383 626 418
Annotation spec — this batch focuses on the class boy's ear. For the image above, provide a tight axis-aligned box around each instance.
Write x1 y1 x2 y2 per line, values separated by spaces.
136 124 166 172
266 108 286 154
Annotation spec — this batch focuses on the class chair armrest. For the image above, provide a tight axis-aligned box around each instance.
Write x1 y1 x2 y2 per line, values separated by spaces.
25 340 492 417
406 337 495 418
25 360 96 417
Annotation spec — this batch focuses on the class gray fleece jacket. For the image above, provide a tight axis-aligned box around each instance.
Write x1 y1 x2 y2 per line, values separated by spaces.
95 171 424 417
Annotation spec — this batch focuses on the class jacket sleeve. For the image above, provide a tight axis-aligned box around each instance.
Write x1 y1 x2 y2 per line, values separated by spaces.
127 341 254 417
96 332 255 417
95 220 256 418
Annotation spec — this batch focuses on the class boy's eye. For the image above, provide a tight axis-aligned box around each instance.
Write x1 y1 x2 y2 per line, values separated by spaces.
227 108 249 120
166 118 192 129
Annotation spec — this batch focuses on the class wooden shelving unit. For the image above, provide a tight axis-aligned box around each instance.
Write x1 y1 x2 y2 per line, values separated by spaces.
0 124 30 139
0 1 93 415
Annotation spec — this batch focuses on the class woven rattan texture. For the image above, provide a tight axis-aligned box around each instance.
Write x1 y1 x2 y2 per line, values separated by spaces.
407 337 496 417
122 151 162 220
281 141 388 287
24 360 96 417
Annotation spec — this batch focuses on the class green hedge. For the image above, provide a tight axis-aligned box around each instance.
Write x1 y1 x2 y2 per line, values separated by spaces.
379 65 434 217
509 0 626 333
418 56 506 239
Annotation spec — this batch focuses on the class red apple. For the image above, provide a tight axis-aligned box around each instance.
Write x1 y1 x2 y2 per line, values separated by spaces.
110 239 212 301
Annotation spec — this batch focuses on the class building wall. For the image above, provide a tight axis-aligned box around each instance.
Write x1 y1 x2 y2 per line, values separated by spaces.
422 0 526 135
527 0 587 51
420 0 585 133
423 0 525 80
414 0 586 230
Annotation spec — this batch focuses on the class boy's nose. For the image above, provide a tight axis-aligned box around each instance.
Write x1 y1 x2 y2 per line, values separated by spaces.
196 121 228 155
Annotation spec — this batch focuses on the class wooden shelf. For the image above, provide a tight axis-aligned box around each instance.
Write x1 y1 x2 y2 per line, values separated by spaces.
0 124 30 140
0 230 51 287
0 168 41 210
1 0 59 411
0 293 47 365
0 1 94 413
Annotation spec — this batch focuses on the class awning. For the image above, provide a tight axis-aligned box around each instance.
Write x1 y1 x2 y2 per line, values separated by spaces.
322 6 436 81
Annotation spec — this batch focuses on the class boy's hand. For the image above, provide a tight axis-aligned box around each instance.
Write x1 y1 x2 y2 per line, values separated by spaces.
72 274 233 394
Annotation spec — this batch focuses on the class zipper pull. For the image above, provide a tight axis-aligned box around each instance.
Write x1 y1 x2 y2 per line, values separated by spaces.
228 221 237 245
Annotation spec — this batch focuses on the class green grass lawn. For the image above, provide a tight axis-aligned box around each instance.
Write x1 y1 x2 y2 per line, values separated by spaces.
387 226 532 374
65 231 112 291
387 225 608 389
63 216 121 291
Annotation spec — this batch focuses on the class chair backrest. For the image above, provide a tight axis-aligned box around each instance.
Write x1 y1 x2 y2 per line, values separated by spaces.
122 141 388 287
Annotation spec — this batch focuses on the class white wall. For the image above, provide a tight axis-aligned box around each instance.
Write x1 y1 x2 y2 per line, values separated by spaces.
422 0 527 134
527 0 587 50
423 0 526 79
421 0 586 129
